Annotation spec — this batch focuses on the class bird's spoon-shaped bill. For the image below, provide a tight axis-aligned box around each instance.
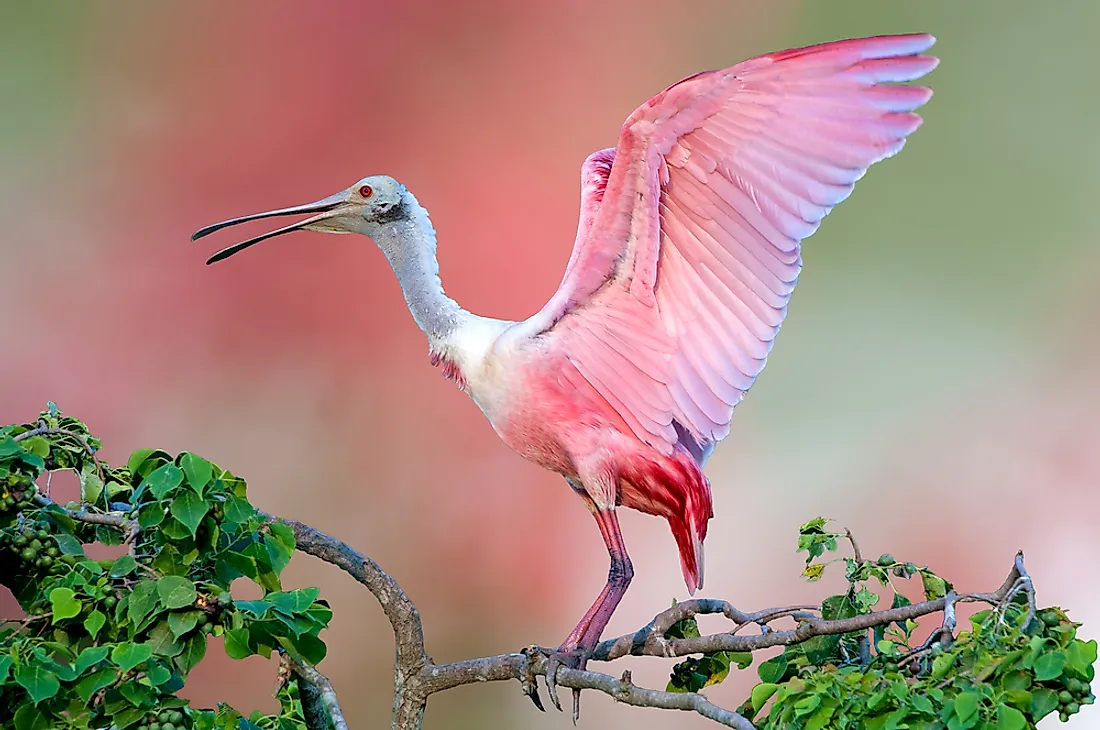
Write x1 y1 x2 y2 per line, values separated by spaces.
192 191 350 265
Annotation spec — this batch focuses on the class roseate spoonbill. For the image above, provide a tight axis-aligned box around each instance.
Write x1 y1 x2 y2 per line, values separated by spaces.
193 33 938 717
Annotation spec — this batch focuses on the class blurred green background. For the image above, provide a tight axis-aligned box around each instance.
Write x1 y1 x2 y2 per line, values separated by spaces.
2 1 1097 727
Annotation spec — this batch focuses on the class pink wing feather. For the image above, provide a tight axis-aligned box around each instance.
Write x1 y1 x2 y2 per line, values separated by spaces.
518 34 939 462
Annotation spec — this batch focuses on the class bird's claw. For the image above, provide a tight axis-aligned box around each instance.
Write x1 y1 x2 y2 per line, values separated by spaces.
543 646 589 723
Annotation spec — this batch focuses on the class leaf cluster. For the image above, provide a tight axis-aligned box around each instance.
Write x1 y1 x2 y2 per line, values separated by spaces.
0 406 330 730
666 518 1097 729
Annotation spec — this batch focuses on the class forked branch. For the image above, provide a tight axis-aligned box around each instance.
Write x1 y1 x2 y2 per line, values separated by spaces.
40 495 1033 730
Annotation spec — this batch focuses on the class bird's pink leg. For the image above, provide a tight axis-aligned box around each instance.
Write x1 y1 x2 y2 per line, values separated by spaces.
545 505 634 720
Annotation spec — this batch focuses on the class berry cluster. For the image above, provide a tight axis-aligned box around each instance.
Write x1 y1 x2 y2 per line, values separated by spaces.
0 478 36 512
137 709 189 730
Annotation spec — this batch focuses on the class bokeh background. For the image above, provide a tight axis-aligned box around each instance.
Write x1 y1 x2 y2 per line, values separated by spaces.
2 1 1098 727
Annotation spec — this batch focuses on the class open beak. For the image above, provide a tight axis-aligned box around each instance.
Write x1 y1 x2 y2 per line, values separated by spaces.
192 191 351 264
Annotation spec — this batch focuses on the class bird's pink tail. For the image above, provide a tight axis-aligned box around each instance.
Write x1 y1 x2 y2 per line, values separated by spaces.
621 445 714 594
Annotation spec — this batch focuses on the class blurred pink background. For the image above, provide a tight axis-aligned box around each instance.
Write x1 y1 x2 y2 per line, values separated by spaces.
2 1 1098 727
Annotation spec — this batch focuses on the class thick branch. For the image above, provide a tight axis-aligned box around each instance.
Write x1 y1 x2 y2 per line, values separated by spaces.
277 519 431 728
289 656 349 730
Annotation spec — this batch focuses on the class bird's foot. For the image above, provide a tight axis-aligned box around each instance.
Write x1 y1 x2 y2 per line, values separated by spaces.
543 644 591 723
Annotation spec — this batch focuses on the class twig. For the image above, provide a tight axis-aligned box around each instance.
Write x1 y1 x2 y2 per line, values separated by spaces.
16 421 106 483
33 494 127 527
845 528 863 564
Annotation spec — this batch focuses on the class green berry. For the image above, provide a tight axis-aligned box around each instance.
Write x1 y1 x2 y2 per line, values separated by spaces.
40 555 53 567
1060 691 1074 704
46 546 58 558
158 711 172 723
169 711 184 724
36 529 48 540
876 553 895 566
13 536 27 548
1067 702 1080 714
29 539 42 550
161 724 175 730
103 596 117 609
149 723 161 730
20 547 35 561
1041 611 1060 626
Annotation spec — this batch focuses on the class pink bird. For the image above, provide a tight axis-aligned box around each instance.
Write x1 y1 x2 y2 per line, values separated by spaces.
193 34 938 717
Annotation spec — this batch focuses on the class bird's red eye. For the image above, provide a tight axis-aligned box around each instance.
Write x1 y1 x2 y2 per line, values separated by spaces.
359 185 373 199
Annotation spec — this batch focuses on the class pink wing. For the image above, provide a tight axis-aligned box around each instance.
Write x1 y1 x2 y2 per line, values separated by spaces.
515 34 939 462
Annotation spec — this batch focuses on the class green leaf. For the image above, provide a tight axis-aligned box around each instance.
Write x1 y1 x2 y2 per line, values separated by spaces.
269 587 321 616
14 663 61 703
751 683 778 712
799 517 830 534
168 610 201 638
1033 651 1066 681
148 620 187 656
995 705 1026 730
69 645 110 678
802 563 826 581
234 599 272 617
278 633 327 664
111 642 153 672
13 705 49 730
223 495 257 524
49 586 82 622
920 570 948 601
1030 688 1059 719
111 553 139 578
137 503 166 529
177 633 208 675
20 435 50 457
127 448 158 475
170 489 210 538
146 660 172 686
105 478 132 500
75 666 117 702
932 653 955 679
180 452 213 494
794 693 822 717
144 463 184 498
757 655 789 684
224 628 252 659
120 680 155 707
265 529 294 575
81 465 105 506
55 532 84 555
0 435 20 457
157 575 198 610
911 694 934 715
128 579 161 628
111 707 147 729
0 655 12 683
953 691 980 723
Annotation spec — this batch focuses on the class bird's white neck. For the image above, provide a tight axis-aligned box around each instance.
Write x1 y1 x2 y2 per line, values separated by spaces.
369 191 468 349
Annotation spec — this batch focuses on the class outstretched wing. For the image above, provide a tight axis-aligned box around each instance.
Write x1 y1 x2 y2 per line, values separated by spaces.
515 34 939 462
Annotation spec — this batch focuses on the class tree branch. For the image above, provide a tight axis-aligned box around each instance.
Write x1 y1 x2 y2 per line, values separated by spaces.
287 655 349 730
36 493 1034 730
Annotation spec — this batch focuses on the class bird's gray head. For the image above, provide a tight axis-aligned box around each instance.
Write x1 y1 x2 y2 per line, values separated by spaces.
192 175 411 264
